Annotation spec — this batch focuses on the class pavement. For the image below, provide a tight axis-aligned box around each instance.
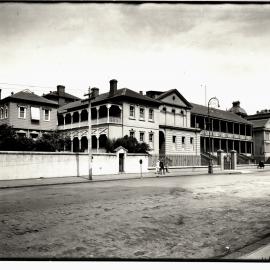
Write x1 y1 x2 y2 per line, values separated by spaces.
0 165 269 189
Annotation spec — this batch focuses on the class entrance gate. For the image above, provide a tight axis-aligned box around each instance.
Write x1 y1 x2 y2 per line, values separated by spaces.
224 154 231 170
119 153 124 173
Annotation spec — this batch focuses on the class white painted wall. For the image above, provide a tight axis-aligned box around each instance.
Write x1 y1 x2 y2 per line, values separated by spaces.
0 151 149 180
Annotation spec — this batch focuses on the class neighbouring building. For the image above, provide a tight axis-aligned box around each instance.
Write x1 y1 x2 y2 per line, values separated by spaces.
43 85 81 107
0 89 58 138
247 109 270 163
190 101 254 163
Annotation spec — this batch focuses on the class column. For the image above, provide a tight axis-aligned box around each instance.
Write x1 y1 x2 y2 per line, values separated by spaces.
204 117 206 130
96 106 100 125
219 139 221 150
211 138 214 154
79 137 82 152
63 113 66 129
106 104 111 123
226 122 228 134
71 136 74 152
232 140 235 150
230 150 237 170
96 135 99 153
78 110 82 128
204 137 206 152
239 141 241 154
245 125 247 139
219 120 221 132
232 122 234 135
226 139 228 153
245 141 247 154
70 112 74 129
217 149 224 170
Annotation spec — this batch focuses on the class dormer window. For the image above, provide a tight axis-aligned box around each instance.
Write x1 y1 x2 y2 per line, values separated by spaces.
172 96 175 101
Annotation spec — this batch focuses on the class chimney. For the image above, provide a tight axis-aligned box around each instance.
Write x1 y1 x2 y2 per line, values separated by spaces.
91 87 99 98
57 85 65 96
232 101 240 107
139 90 143 95
109 79 117 96
11 92 14 95
0 89 1 100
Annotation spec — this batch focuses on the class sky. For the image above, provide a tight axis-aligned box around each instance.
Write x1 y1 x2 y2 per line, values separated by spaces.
0 3 270 114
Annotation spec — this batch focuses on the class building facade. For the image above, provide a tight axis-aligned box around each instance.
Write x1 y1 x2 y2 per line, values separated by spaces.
247 110 270 162
0 89 58 138
190 102 254 161
57 80 161 154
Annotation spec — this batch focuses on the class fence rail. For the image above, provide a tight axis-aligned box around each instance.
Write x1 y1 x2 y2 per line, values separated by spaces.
148 154 201 167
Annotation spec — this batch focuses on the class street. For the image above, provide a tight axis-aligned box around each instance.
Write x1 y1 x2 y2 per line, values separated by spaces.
0 170 270 259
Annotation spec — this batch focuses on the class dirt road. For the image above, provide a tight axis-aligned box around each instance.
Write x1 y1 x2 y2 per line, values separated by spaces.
0 171 270 259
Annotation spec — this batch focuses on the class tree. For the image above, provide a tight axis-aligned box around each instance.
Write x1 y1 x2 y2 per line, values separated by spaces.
105 135 150 153
0 124 17 150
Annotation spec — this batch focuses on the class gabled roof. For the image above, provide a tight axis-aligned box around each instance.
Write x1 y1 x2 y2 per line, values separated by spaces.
43 91 80 100
58 88 160 113
249 118 270 129
191 102 252 125
156 89 192 108
1 90 58 106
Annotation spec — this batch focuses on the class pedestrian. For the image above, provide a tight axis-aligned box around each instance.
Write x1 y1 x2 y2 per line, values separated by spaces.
164 159 169 173
155 159 160 174
160 159 165 175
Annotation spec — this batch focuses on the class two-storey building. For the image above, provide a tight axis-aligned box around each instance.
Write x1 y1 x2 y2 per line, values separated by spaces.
247 109 270 162
57 80 161 153
0 89 58 138
190 101 254 159
146 89 201 157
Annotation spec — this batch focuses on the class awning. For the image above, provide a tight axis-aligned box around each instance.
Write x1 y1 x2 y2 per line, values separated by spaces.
31 107 40 120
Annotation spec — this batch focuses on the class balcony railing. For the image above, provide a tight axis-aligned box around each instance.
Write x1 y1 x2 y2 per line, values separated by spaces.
201 130 252 140
58 116 121 130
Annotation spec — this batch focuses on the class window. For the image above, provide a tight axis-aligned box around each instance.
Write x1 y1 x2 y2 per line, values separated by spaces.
0 107 3 119
43 109 50 121
130 130 135 138
149 133 154 143
31 107 40 120
139 107 145 120
172 109 176 114
190 137 194 144
163 107 167 112
181 110 184 115
149 108 154 121
18 106 26 119
4 107 8 118
172 135 176 143
182 136 185 144
139 132 145 142
129 105 135 118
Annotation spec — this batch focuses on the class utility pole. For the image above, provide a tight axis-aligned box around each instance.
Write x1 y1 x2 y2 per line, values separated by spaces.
84 87 93 180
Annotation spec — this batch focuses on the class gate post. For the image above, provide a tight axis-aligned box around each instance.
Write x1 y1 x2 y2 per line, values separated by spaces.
230 150 237 170
217 149 225 171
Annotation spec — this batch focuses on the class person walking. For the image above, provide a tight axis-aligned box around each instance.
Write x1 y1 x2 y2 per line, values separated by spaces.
160 159 165 175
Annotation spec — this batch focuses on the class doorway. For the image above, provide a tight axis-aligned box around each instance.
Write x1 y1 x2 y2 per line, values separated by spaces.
119 153 124 173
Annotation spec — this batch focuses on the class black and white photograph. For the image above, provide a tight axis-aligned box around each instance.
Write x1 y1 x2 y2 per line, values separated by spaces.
0 0 270 262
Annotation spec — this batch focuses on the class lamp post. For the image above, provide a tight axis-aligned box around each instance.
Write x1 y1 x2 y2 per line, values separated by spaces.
207 97 220 174
84 87 94 180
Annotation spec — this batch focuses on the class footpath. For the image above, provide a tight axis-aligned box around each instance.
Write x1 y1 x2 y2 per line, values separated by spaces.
0 165 269 190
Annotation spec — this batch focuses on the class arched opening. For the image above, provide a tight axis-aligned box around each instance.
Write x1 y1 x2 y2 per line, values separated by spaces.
65 138 71 151
65 113 71 124
81 136 88 152
72 112 79 123
73 137 80 152
159 131 165 155
99 105 107 119
92 136 97 150
81 109 88 122
99 134 108 152
58 114 64 125
109 105 121 119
